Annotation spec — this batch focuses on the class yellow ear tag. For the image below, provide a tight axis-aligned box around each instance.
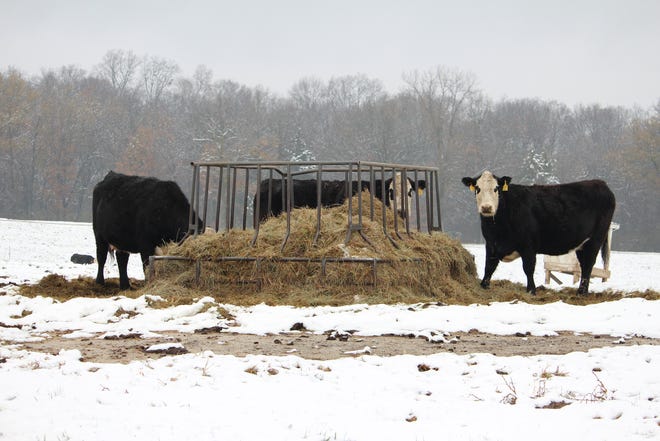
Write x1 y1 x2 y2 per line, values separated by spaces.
469 185 475 192
417 188 424 196
502 182 509 192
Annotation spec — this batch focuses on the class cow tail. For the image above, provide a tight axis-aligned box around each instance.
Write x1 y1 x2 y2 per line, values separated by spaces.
601 232 610 268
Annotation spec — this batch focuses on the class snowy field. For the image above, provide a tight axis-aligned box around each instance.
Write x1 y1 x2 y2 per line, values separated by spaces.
0 218 659 440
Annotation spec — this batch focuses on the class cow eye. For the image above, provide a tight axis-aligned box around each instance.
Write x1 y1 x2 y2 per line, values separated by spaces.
494 187 499 193
388 189 394 199
474 186 480 194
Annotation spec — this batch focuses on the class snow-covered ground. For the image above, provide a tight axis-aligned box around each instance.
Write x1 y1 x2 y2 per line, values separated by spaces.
1 218 659 441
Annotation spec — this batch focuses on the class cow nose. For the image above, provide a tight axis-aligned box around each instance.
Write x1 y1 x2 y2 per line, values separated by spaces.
480 205 493 215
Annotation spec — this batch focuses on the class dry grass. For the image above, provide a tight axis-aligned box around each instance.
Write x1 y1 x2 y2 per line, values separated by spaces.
16 193 660 307
17 269 658 308
146 193 478 305
19 274 146 300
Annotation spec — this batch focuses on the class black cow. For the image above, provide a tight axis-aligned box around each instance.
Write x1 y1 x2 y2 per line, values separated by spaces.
461 171 615 294
93 171 201 290
253 173 426 225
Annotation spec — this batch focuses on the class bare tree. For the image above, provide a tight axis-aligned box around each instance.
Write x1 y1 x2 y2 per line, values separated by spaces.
0 69 39 217
403 66 478 165
571 104 630 179
289 77 327 111
141 56 179 104
95 50 140 95
192 65 213 98
326 74 384 110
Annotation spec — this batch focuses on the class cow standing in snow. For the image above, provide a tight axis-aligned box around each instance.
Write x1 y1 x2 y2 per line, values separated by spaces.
461 171 615 294
92 171 202 290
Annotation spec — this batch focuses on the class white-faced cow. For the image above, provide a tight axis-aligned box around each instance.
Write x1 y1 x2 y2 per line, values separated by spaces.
253 173 426 225
461 171 615 294
93 171 202 290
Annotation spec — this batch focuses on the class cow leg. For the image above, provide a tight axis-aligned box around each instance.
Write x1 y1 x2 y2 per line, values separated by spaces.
116 251 131 290
95 239 109 286
521 253 537 294
575 241 599 295
140 251 152 281
576 216 612 294
481 247 499 289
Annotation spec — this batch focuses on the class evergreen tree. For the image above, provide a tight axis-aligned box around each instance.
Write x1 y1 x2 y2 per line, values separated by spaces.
521 148 559 184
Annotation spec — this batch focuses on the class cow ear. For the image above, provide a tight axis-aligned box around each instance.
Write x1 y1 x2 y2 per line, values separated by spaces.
461 177 475 190
499 176 512 192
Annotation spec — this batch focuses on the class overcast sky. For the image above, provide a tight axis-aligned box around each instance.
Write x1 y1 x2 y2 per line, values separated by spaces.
2 0 659 108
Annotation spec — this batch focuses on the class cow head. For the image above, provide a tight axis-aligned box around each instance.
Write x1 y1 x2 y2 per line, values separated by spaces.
461 171 511 217
386 172 427 219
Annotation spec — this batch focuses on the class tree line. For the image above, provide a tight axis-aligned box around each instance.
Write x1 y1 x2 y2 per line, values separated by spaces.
1 50 658 251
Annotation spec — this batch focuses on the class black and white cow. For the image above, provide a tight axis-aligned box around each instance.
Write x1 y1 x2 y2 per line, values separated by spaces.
93 171 202 290
253 173 426 224
461 171 615 294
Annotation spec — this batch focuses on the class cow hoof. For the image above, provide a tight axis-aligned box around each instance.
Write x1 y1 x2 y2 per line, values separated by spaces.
480 281 490 289
577 282 589 295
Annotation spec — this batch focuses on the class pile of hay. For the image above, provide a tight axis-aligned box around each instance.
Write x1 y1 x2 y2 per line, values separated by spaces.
146 193 482 305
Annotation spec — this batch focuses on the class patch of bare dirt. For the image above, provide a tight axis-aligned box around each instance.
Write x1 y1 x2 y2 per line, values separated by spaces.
16 330 659 364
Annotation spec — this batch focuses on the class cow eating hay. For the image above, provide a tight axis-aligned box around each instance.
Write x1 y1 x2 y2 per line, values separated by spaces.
93 171 202 290
253 173 426 224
